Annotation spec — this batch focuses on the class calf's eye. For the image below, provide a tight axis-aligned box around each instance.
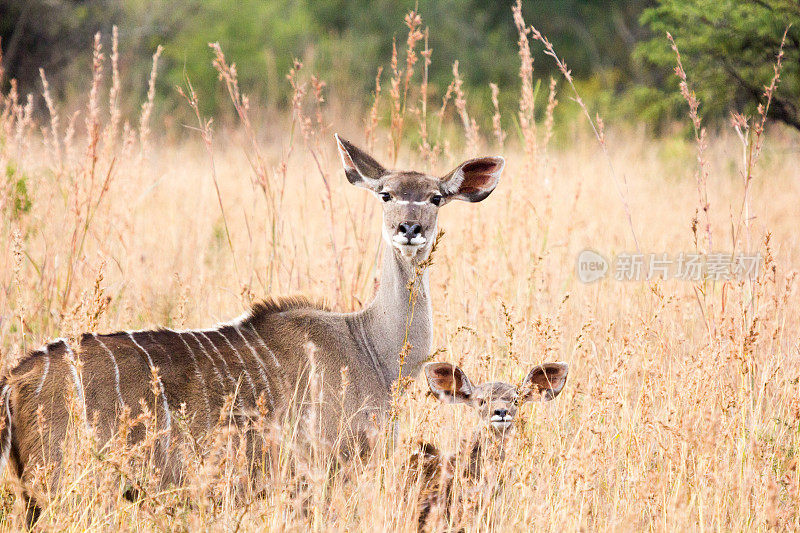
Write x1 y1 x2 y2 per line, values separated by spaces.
431 194 442 206
380 192 391 202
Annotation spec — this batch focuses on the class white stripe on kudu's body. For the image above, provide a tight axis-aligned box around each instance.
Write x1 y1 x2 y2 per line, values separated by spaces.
173 330 214 430
246 324 290 395
0 136 503 519
185 331 231 399
179 331 227 391
232 326 275 410
34 348 49 397
191 331 249 414
128 333 173 445
193 332 236 390
199 331 259 405
144 331 173 366
94 334 127 408
62 340 90 429
214 327 273 410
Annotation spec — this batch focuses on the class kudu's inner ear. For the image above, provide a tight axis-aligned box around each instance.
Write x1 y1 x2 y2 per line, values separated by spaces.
440 156 504 202
335 134 386 191
424 362 474 404
520 362 569 402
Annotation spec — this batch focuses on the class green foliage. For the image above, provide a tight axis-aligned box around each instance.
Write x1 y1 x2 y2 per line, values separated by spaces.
2 0 650 124
636 0 800 130
134 0 317 114
4 163 32 220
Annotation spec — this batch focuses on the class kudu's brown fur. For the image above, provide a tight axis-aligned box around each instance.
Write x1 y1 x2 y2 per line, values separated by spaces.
0 136 504 518
410 361 568 530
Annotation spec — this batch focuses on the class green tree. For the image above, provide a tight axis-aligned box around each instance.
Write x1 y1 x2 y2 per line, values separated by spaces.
636 0 800 129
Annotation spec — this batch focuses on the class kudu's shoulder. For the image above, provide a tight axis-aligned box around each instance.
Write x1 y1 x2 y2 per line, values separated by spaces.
245 296 330 320
236 295 353 354
241 296 344 334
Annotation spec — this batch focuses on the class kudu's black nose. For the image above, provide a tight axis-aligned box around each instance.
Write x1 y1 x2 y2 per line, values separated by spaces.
494 409 508 418
398 223 422 241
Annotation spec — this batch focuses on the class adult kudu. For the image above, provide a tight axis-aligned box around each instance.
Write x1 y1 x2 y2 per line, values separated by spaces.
0 135 504 516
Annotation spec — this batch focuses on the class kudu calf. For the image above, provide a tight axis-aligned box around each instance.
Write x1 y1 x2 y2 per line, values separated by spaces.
0 135 504 517
410 361 568 530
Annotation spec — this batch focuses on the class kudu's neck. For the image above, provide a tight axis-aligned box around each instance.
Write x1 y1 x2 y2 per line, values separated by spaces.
361 244 433 382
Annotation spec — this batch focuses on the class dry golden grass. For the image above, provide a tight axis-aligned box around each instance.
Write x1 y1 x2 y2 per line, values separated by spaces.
1 8 799 531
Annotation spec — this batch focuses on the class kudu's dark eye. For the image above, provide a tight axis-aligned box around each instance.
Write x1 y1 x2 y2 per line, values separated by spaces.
380 192 392 202
431 194 442 206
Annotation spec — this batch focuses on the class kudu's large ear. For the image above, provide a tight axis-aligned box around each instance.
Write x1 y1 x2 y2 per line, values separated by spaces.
520 362 569 402
440 156 504 203
335 134 387 191
424 362 474 404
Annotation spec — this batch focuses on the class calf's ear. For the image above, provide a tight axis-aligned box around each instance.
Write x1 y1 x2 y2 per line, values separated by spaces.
424 362 474 404
520 362 568 402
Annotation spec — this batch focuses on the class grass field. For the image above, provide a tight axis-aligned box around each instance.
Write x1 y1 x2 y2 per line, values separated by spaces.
1 7 799 531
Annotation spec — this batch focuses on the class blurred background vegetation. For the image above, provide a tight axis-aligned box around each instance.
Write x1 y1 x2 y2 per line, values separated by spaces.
0 0 797 133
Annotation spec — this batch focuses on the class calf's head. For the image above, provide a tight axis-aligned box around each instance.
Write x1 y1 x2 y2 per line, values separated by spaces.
423 361 568 434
